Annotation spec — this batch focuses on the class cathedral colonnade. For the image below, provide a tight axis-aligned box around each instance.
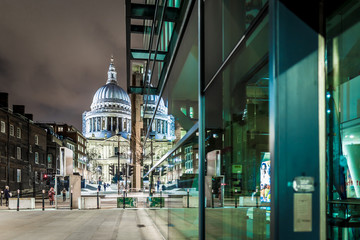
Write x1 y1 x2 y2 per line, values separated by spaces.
86 116 131 133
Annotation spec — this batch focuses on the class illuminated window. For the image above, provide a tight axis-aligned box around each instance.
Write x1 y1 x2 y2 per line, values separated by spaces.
47 154 52 168
35 152 39 164
17 147 21 159
35 171 38 184
10 124 14 136
35 135 39 145
16 127 21 138
58 126 63 132
180 107 187 115
1 121 5 133
17 169 21 183
189 107 194 118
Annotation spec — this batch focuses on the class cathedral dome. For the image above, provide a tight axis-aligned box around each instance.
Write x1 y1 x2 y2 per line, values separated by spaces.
144 95 165 107
90 57 130 111
91 83 130 109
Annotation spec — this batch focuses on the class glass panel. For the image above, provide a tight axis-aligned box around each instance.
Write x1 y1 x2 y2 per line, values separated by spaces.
204 0 268 86
145 133 199 239
205 12 269 240
326 1 360 239
222 0 268 59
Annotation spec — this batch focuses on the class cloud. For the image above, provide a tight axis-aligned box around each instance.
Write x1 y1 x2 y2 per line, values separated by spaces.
0 0 133 130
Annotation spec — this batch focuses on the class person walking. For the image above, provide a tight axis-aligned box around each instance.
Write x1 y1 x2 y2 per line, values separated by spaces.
62 188 67 202
103 182 107 191
157 178 161 193
4 186 10 207
48 187 55 206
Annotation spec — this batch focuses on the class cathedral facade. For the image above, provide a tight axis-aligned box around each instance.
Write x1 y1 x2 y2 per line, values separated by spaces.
82 58 175 184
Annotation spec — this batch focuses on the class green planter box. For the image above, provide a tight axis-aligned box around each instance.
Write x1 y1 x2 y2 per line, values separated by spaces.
148 197 165 208
117 197 136 208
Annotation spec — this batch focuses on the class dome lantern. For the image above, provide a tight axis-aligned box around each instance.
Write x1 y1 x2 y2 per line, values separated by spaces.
106 56 117 84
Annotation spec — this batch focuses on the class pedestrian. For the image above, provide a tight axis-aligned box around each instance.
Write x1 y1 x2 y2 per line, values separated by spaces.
4 186 11 207
62 188 67 202
98 184 101 192
157 178 160 193
103 182 107 191
48 187 55 206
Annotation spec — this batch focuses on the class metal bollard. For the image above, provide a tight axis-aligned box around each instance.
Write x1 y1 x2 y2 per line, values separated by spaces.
1 191 3 206
123 190 125 209
187 189 190 208
235 189 237 208
70 190 73 210
211 190 214 208
42 190 45 211
97 189 99 209
17 189 20 211
160 190 163 208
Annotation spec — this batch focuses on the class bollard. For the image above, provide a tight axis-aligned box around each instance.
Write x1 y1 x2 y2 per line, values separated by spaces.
17 189 20 211
97 189 99 209
160 190 162 208
1 191 3 206
70 190 73 210
211 190 214 208
235 189 238 208
187 189 190 208
42 190 45 211
123 190 125 209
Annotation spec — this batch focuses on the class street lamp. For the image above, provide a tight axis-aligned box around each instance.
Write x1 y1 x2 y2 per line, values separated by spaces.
149 131 155 197
117 133 121 195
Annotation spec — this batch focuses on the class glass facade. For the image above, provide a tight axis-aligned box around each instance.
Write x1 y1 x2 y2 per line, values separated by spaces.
126 0 360 239
326 1 360 239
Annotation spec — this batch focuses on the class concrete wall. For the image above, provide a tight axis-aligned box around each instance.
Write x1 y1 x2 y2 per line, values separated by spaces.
9 198 35 209
78 196 101 209
183 196 198 208
70 174 81 209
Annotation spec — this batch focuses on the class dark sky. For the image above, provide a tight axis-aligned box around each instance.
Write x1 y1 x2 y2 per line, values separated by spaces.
0 0 138 131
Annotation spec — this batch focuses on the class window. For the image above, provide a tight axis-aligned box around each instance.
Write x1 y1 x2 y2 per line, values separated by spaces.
35 171 38 184
16 127 21 138
17 169 21 183
58 126 63 132
35 135 39 145
1 121 5 133
16 147 21 159
10 124 14 136
47 154 52 168
35 152 39 164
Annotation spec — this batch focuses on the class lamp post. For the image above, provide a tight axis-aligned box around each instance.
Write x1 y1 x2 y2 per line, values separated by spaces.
117 133 121 195
149 133 155 197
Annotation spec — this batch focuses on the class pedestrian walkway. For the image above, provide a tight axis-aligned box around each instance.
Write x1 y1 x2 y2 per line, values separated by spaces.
0 209 164 240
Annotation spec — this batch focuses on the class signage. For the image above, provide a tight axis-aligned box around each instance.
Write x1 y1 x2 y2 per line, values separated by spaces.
232 165 242 173
293 176 315 192
294 193 312 232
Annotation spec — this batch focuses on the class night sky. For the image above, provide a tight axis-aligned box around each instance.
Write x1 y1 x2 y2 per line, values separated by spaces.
0 0 138 131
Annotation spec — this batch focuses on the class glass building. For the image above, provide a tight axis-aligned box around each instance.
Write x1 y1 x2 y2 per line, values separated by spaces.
125 0 360 239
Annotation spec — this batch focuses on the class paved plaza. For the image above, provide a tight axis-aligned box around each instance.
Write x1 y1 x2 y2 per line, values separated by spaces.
0 209 164 240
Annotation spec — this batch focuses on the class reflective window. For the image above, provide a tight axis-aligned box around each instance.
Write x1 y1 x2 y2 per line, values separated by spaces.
326 1 360 239
205 6 269 240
